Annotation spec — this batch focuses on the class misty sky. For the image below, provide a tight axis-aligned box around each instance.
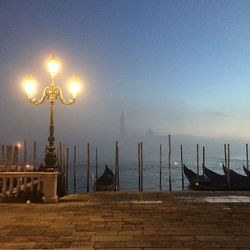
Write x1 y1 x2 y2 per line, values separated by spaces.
1 0 250 148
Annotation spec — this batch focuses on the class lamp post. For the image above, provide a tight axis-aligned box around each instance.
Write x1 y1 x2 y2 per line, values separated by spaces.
23 56 80 171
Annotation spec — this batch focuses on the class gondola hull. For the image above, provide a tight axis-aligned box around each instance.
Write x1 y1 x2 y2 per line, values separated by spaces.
223 165 250 190
183 165 211 190
184 165 250 191
94 165 115 191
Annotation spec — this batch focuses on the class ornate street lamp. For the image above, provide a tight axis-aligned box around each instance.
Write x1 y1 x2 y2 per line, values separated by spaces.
23 56 80 171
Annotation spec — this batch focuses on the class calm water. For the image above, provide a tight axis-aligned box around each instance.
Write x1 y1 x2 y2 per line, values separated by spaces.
67 153 247 194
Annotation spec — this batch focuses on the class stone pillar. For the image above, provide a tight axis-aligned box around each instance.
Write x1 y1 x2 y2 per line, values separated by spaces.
42 172 59 203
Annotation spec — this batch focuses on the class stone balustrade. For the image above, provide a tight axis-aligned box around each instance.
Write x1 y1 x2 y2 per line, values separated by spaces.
0 172 58 203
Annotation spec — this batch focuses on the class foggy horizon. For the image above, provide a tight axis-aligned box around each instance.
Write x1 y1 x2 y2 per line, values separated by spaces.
1 0 250 156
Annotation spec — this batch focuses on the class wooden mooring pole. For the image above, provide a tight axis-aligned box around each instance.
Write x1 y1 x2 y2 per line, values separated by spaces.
160 144 162 191
59 142 63 171
73 145 76 193
180 145 184 190
66 147 69 195
246 144 249 170
87 143 90 192
95 147 98 183
224 144 227 169
168 135 172 191
13 145 18 165
137 143 141 191
196 144 199 175
1 145 5 165
33 141 37 170
24 140 27 164
202 146 205 175
115 141 120 191
140 142 144 192
224 144 230 189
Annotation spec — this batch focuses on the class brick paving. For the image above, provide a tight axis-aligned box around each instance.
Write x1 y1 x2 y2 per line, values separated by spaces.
0 191 250 249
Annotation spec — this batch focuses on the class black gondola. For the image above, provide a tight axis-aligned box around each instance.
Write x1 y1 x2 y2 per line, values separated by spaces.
183 165 211 190
184 165 250 191
222 165 250 190
243 165 250 177
203 166 228 190
94 164 115 191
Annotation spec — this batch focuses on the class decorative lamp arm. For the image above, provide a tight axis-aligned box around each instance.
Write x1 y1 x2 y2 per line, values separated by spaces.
29 87 50 105
55 87 76 105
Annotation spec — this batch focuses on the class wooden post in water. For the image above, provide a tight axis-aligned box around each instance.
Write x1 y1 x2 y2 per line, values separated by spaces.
196 144 199 175
202 146 205 175
9 145 13 167
24 140 27 164
1 145 5 165
6 145 12 170
115 141 120 191
87 143 90 192
224 144 227 169
160 144 162 191
62 144 66 174
180 145 184 190
5 145 9 169
95 148 98 183
33 141 37 170
168 135 172 191
73 145 76 193
66 147 69 195
224 144 230 189
246 144 249 170
137 143 141 191
115 141 117 190
227 144 230 171
16 144 19 164
58 142 62 171
57 145 60 170
13 145 18 165
227 144 231 189
62 144 68 191
140 142 144 192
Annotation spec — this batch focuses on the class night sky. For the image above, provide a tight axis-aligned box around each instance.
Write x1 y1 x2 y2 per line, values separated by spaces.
1 0 250 149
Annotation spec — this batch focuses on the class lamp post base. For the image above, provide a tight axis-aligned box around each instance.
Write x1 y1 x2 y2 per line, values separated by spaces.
44 146 57 172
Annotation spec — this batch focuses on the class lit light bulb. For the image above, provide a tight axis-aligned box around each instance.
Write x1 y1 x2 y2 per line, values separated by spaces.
47 56 60 78
24 76 36 97
69 77 81 98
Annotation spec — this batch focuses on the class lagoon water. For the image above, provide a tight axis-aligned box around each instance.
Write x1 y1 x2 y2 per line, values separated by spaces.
67 152 248 194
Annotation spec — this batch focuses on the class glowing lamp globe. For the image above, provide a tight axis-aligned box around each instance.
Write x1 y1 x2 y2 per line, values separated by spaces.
69 77 81 98
24 76 36 97
47 56 60 78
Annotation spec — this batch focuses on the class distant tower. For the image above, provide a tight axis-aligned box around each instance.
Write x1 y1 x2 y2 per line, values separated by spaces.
146 128 154 137
119 111 126 139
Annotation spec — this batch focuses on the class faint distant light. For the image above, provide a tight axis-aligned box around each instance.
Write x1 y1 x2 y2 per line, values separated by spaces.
17 143 22 148
219 162 223 166
174 161 178 166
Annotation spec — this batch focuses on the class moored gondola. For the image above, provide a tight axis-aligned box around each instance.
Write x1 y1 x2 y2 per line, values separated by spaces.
223 165 250 190
243 165 250 177
183 165 211 190
94 164 115 191
184 165 250 191
203 166 228 190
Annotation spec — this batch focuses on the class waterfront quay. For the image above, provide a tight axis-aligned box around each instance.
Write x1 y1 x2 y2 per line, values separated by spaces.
0 191 250 249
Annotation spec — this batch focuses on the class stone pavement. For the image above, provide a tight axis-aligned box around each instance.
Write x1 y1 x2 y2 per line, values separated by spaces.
0 191 250 249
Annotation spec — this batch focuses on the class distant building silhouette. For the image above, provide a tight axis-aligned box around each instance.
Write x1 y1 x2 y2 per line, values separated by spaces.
119 111 126 139
146 128 154 137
